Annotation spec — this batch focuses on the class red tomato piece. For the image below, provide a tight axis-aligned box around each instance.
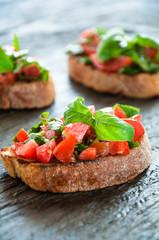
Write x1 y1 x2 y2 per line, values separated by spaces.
79 147 97 160
23 64 41 78
0 72 16 84
144 47 157 59
40 124 58 140
16 139 39 160
62 123 90 142
114 105 127 119
131 114 142 122
60 117 65 123
11 142 23 152
90 54 133 72
36 140 56 163
109 141 130 156
55 135 65 145
53 135 76 163
123 119 145 142
16 129 29 142
88 105 96 115
79 29 100 54
89 142 109 157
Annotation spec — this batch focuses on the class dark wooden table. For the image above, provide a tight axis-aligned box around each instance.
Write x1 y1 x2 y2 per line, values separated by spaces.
0 0 159 239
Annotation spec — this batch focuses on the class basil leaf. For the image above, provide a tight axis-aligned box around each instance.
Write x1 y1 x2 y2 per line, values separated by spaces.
128 141 139 149
113 104 140 118
120 65 142 75
94 27 107 36
130 35 159 49
25 132 49 145
12 136 18 142
97 28 126 61
41 112 49 119
46 121 64 134
65 43 83 55
13 33 20 51
0 47 14 73
28 123 41 134
75 142 89 153
64 97 93 125
93 111 134 141
79 56 92 64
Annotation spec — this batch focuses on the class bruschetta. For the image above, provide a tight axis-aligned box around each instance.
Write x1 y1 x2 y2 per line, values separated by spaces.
0 34 55 109
0 97 151 193
67 28 159 98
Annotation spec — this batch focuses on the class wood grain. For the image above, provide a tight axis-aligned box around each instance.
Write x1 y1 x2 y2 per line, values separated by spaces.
0 0 159 239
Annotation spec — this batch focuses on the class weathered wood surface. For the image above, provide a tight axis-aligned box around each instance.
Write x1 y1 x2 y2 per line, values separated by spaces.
0 0 159 239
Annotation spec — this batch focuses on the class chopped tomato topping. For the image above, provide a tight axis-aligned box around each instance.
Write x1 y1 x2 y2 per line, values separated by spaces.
16 129 29 142
36 140 56 163
114 105 127 119
131 114 142 122
23 64 41 78
123 119 145 142
55 135 65 145
0 72 16 84
144 47 157 59
16 139 39 160
89 142 109 156
62 123 90 142
90 54 133 72
53 135 76 163
11 142 23 152
79 29 100 54
60 117 65 123
41 124 58 140
109 141 130 156
88 105 96 115
79 147 97 160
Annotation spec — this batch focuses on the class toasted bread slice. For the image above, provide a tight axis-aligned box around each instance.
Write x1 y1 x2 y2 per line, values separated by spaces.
68 55 159 98
0 134 151 193
0 74 55 109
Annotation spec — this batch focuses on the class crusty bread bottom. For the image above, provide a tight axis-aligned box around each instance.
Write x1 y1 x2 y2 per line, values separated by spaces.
0 75 55 109
0 134 151 193
68 55 159 98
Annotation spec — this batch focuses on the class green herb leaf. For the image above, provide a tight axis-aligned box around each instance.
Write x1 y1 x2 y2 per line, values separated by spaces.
12 136 18 142
113 104 140 118
128 141 139 149
25 131 49 145
97 28 126 61
79 56 92 64
0 47 14 73
64 97 93 126
94 27 107 36
93 111 134 141
46 121 64 134
13 33 20 51
41 112 49 120
130 34 159 49
75 142 89 153
28 112 49 134
65 43 83 55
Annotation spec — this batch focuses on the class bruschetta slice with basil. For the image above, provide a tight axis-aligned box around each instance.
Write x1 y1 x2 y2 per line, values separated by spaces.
67 28 159 98
0 34 55 109
0 97 151 193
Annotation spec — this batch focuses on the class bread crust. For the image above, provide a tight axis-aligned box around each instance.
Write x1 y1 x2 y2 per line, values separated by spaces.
0 134 151 193
68 55 159 98
0 74 55 109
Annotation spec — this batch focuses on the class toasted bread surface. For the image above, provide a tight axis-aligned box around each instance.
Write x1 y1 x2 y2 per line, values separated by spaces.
68 55 159 98
0 74 55 109
0 134 151 193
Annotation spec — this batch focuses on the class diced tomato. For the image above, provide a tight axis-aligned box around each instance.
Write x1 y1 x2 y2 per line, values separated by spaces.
16 139 39 160
114 105 127 119
79 29 100 54
53 135 76 163
23 64 41 78
90 54 133 72
131 114 142 122
36 139 56 163
89 142 109 156
79 147 96 160
55 135 65 145
0 72 16 84
123 119 145 142
16 129 29 142
88 105 96 115
69 155 76 163
101 107 115 115
11 142 23 152
40 124 58 140
144 47 157 59
62 123 90 142
84 127 96 140
109 141 130 156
